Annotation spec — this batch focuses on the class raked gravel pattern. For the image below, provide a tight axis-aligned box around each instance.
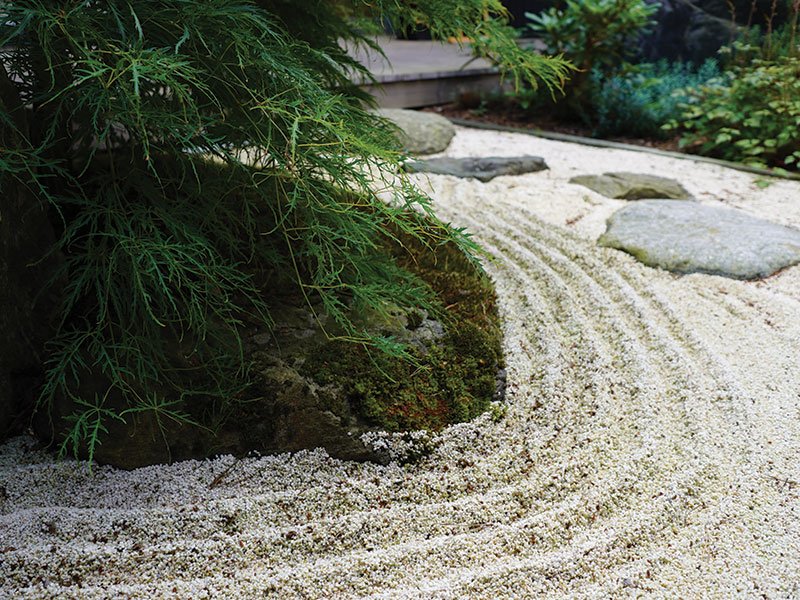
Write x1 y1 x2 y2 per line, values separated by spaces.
2 126 800 599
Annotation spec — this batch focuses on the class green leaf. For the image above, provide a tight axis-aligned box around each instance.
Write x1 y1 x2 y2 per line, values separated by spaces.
715 132 732 144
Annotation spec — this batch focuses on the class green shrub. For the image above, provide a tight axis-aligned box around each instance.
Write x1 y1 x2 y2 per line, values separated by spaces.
592 59 721 138
667 57 800 170
663 3 800 168
526 0 659 112
0 1 571 461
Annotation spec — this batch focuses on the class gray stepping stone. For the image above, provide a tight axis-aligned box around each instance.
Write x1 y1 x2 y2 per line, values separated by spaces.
598 200 800 280
375 108 455 155
571 172 692 200
405 156 548 182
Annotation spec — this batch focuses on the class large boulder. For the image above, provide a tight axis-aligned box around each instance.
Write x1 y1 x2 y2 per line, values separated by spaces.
35 302 450 469
640 0 737 63
406 156 548 182
599 200 800 279
570 172 692 200
376 109 456 155
35 228 503 469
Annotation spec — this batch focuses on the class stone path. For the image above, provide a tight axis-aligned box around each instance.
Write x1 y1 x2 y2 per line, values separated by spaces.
405 155 547 181
570 172 692 200
600 200 800 279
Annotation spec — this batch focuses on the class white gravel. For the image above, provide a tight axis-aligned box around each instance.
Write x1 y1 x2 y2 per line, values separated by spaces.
2 126 799 599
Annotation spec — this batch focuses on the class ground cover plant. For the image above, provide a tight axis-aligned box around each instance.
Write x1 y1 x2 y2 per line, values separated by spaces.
0 1 571 464
591 59 721 139
668 3 800 171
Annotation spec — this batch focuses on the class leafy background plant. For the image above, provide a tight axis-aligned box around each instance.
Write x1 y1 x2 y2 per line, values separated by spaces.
667 56 800 170
526 0 660 114
668 2 800 170
498 0 800 176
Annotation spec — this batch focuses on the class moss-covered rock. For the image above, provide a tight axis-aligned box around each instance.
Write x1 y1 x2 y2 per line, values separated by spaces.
306 320 500 432
237 228 504 452
225 227 503 459
38 222 504 468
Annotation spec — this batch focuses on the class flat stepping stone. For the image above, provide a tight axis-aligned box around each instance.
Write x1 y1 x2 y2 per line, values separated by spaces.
571 172 692 200
405 156 548 182
375 108 455 155
598 200 800 279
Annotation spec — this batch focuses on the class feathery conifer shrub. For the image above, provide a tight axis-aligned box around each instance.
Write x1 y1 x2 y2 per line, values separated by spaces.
0 1 570 461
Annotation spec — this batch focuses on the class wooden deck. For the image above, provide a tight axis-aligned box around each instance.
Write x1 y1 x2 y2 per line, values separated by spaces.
350 37 506 108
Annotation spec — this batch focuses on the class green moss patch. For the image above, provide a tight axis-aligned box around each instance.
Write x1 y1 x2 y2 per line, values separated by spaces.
304 231 504 432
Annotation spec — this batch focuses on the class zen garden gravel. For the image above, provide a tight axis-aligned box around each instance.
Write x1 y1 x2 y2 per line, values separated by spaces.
2 125 799 599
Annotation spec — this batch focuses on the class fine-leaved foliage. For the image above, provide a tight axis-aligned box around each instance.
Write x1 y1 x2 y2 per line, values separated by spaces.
0 1 570 461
